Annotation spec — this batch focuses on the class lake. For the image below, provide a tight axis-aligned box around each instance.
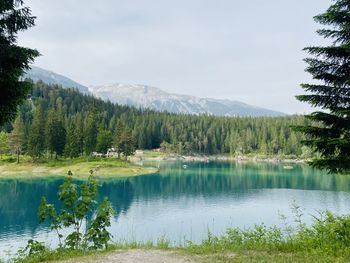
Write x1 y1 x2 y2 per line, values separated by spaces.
1 161 350 259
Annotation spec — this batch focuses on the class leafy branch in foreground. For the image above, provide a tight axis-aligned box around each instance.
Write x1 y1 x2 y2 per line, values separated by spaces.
37 173 114 251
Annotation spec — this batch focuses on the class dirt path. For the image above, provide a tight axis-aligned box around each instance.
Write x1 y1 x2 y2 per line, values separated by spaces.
57 249 199 263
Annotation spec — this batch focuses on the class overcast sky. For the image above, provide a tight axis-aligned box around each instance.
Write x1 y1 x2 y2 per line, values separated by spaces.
19 0 331 114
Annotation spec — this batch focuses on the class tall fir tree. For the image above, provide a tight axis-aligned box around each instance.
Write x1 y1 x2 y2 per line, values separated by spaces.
8 114 26 163
45 109 66 158
118 127 135 159
75 113 85 156
295 0 350 173
64 121 80 158
0 0 39 126
84 108 98 155
96 125 112 154
113 120 126 158
28 104 45 158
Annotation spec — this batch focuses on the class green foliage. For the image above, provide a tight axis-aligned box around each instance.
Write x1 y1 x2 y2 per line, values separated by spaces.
9 83 309 160
84 108 98 155
38 174 114 250
0 131 9 157
116 127 135 159
295 0 350 173
113 120 126 158
96 127 112 154
45 109 66 158
28 105 45 158
64 121 81 158
8 114 26 163
85 198 114 249
156 236 171 249
15 207 350 262
17 240 47 259
187 209 350 261
0 0 39 126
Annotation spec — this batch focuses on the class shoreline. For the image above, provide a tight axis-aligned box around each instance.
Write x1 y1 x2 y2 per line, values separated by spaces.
0 158 159 179
0 153 307 179
132 153 306 164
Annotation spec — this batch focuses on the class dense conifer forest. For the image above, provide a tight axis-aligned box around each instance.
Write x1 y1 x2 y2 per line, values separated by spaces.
0 81 311 158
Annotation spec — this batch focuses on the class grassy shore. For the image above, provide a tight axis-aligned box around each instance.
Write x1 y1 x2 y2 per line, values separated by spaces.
14 238 350 263
14 236 349 263
13 209 350 263
0 150 307 179
0 155 158 179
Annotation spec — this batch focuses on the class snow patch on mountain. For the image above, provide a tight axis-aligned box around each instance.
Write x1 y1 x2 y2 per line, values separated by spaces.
24 66 286 117
89 84 286 117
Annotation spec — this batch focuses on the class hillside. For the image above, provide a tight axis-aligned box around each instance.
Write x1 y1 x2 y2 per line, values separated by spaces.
24 66 90 94
25 66 285 117
89 84 286 117
13 82 306 156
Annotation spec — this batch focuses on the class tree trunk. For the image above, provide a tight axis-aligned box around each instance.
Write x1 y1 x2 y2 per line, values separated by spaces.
16 148 19 164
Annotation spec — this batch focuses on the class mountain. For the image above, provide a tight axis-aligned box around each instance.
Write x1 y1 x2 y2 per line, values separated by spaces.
24 66 90 94
89 84 286 117
25 66 286 117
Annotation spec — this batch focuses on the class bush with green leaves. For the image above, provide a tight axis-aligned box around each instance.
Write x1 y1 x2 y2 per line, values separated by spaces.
38 173 114 250
187 208 350 260
16 239 47 259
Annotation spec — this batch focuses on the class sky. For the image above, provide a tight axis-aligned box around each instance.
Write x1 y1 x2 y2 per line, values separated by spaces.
18 0 332 114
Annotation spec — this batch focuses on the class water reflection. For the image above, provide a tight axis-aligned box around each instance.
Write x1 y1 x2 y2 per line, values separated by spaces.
0 161 350 257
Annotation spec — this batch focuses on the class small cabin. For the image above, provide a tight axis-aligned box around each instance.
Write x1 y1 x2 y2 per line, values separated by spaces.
106 148 118 157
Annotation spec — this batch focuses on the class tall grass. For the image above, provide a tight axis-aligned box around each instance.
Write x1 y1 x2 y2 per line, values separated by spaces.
13 208 350 262
187 209 350 262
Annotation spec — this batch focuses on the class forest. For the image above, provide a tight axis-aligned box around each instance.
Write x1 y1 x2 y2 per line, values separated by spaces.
0 81 311 159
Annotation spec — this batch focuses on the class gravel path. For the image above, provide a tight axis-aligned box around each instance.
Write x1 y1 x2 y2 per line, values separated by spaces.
57 249 199 263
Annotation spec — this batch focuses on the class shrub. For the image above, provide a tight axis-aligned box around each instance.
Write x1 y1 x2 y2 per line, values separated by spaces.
37 173 114 250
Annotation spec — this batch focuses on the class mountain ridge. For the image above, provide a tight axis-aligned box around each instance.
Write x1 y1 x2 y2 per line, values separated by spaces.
89 84 286 117
25 66 286 117
24 66 90 94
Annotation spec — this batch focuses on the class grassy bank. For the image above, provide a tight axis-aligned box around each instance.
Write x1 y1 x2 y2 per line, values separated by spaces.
14 210 350 263
0 155 158 179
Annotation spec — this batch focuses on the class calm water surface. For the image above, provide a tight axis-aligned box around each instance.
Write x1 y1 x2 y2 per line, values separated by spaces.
1 161 350 258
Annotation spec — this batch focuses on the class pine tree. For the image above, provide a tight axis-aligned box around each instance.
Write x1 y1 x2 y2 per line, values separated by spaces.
28 105 45 158
84 109 98 155
295 0 350 173
0 1 39 126
113 120 126 158
45 109 66 158
118 128 135 159
8 114 26 163
64 121 80 158
13 82 309 158
96 126 112 154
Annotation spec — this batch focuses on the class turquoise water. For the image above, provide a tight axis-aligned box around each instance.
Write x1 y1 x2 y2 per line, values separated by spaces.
1 161 350 258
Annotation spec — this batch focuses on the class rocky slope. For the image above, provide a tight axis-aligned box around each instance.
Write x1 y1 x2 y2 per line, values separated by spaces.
89 84 286 117
25 66 286 117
